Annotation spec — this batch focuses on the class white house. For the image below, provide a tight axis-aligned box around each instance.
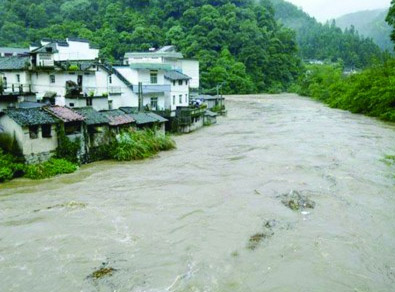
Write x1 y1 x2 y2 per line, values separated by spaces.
124 46 199 93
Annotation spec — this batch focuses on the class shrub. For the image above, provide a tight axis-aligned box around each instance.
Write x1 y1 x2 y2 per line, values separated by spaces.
56 127 81 164
0 149 25 182
110 129 176 161
24 158 78 180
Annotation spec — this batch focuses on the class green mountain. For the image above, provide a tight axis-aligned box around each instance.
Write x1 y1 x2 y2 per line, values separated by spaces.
335 9 393 53
270 0 385 68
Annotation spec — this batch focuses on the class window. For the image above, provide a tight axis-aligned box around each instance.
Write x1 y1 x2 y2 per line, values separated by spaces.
150 71 158 84
29 125 39 139
108 100 113 110
185 80 188 86
86 98 93 106
109 75 112 84
173 95 175 105
49 75 55 83
179 94 182 104
3 77 7 88
185 94 188 103
65 122 81 135
178 80 183 86
150 97 158 110
172 81 176 86
16 74 20 83
42 125 51 138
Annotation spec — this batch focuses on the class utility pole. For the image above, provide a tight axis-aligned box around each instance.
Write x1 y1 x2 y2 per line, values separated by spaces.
138 82 143 112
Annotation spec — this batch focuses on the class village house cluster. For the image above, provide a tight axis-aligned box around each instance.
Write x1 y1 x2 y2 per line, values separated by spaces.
0 38 225 163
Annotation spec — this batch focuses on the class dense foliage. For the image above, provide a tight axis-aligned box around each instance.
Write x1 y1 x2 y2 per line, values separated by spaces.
0 149 25 182
295 60 395 122
271 0 385 68
111 129 176 161
0 148 78 182
0 0 303 93
387 0 395 47
24 158 78 180
336 9 393 53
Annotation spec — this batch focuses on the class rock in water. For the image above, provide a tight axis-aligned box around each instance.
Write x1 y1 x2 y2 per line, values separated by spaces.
280 191 316 211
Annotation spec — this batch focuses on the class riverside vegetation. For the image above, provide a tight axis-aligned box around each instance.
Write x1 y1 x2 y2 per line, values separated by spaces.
293 58 395 123
0 130 175 183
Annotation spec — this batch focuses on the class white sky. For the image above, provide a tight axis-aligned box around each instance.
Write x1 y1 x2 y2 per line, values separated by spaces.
285 0 391 22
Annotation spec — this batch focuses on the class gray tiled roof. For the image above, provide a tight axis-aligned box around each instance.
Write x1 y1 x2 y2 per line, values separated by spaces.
44 106 85 122
0 47 29 54
146 112 168 123
0 56 30 70
99 110 135 126
119 108 168 124
73 107 109 126
5 108 59 127
165 70 191 81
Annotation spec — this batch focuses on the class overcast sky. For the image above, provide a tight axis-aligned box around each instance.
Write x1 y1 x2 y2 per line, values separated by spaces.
285 0 391 22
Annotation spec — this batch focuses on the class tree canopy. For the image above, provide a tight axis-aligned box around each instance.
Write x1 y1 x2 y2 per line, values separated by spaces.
0 0 303 93
386 0 395 48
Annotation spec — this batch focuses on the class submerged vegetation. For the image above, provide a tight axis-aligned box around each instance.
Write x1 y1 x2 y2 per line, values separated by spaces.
24 158 78 180
0 129 175 183
294 59 395 123
110 130 176 161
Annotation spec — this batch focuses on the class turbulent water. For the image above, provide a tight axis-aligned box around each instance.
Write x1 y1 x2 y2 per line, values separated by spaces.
1 94 395 292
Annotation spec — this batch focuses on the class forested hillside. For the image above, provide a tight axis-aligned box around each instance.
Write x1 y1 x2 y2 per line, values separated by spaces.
270 0 385 68
0 0 302 93
335 9 393 53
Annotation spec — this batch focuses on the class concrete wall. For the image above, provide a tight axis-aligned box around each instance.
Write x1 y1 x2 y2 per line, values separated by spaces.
54 40 99 61
0 71 30 94
166 79 189 111
0 115 58 163
179 59 199 89
179 116 203 134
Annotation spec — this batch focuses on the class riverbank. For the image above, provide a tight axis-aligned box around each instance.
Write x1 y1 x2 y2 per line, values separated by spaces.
293 60 395 123
0 129 175 183
1 94 394 291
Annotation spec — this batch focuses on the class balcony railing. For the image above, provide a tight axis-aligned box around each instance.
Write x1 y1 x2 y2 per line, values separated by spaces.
108 86 122 94
1 83 33 95
132 84 171 94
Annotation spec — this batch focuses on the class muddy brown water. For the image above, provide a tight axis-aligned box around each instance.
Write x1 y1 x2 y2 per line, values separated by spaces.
1 94 395 291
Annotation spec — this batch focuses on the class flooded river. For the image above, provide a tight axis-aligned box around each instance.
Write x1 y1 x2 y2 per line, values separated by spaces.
1 94 395 291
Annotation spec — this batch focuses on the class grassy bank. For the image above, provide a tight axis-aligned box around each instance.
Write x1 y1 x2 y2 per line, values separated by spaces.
110 130 176 161
293 59 395 122
0 129 176 183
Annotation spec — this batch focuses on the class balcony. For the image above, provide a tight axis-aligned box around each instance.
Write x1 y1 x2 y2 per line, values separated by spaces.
0 83 33 95
132 84 171 94
108 86 122 95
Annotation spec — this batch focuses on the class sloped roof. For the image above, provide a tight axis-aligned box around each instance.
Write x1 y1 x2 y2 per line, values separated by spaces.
0 56 30 70
0 47 29 54
99 110 135 126
73 107 109 125
118 107 138 114
30 43 58 54
44 106 85 122
165 70 191 81
146 112 168 123
5 108 59 127
119 107 168 124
